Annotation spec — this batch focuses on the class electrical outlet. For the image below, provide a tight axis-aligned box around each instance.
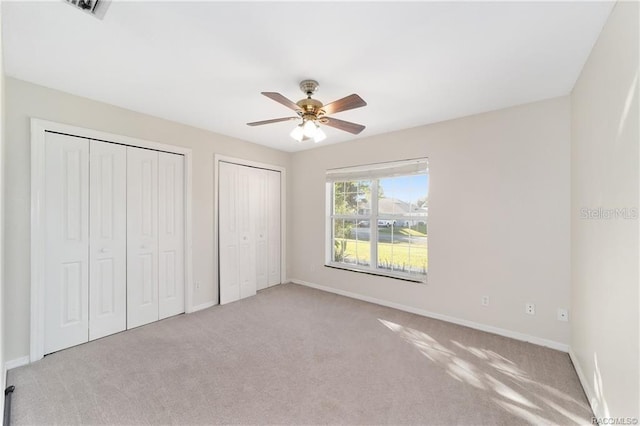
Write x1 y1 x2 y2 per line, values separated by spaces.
481 296 489 306
525 303 535 315
195 281 201 289
557 308 569 322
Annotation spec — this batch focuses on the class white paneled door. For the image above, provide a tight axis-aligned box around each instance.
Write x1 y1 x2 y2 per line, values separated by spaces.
219 162 281 305
44 132 90 354
255 168 269 291
267 170 281 287
127 147 160 329
41 133 186 355
158 152 185 320
89 141 127 340
237 165 257 300
219 162 242 305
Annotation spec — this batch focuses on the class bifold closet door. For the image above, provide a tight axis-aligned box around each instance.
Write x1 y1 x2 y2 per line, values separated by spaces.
158 152 185 319
219 162 280 304
89 141 127 340
43 137 185 353
127 147 159 329
218 162 237 304
256 169 282 290
237 166 258 300
255 168 269 291
44 132 90 354
267 170 281 287
219 162 256 304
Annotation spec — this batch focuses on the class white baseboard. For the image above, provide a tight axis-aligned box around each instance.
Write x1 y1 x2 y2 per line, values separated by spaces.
569 348 600 419
291 279 569 352
5 356 30 371
190 300 216 313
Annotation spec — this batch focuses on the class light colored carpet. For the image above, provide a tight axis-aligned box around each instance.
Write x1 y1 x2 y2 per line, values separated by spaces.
7 283 592 425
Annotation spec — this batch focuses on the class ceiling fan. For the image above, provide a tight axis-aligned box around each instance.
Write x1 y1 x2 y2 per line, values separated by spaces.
247 80 367 143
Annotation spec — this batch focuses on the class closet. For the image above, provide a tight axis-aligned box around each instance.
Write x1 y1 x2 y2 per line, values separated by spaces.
218 161 281 305
43 132 185 355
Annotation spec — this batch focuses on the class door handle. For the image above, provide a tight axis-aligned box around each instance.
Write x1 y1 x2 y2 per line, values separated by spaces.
100 248 111 254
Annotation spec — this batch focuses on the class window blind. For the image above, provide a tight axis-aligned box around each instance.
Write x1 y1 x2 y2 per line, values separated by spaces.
326 158 428 182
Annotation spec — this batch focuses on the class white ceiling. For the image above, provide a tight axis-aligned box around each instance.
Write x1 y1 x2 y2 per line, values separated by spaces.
2 1 614 152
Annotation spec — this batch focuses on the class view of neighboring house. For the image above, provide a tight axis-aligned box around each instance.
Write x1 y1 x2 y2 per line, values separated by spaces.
358 197 428 227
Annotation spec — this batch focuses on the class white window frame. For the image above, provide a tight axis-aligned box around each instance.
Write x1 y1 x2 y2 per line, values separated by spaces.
325 158 428 283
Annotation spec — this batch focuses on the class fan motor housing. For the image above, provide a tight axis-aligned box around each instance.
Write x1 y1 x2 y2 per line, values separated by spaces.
297 98 324 118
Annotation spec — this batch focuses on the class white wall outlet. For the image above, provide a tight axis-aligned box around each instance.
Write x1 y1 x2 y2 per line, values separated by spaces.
195 281 201 289
557 308 569 322
481 296 489 306
525 303 535 315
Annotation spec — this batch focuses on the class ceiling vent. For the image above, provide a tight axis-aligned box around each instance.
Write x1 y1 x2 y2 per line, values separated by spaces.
63 0 111 19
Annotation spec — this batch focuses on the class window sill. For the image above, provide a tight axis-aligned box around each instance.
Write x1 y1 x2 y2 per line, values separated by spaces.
324 263 427 284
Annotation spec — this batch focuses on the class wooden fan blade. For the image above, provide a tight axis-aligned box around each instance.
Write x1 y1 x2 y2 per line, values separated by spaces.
247 117 299 126
322 117 366 135
261 92 301 112
322 94 367 115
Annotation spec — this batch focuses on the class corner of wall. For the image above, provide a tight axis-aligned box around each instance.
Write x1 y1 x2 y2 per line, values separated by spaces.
570 0 640 419
1 0 6 417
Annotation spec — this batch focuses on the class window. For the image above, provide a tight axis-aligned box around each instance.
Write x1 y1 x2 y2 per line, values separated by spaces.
326 159 429 282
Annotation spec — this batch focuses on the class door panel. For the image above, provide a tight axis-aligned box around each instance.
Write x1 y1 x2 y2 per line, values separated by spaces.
61 262 83 324
267 170 281 286
158 152 185 319
219 162 240 304
89 141 127 340
255 169 268 290
97 259 115 313
127 147 159 328
44 132 90 354
238 239 255 299
237 165 256 300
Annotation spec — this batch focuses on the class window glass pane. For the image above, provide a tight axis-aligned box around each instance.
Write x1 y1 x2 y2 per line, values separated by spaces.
333 180 372 215
356 181 370 216
333 219 369 266
352 219 371 267
333 218 347 262
377 222 428 275
333 182 344 215
378 175 428 217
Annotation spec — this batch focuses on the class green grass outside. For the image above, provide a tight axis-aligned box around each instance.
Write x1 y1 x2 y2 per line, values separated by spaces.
335 238 428 273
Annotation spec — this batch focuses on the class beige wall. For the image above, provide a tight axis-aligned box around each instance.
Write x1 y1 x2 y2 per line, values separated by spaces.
3 77 291 361
570 1 639 419
290 96 572 346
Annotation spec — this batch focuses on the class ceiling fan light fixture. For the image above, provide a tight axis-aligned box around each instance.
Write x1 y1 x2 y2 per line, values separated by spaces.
290 124 304 142
302 119 317 138
314 127 326 143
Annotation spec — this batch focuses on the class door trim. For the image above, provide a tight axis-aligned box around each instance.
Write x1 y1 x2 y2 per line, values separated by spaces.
214 155 287 304
30 118 194 362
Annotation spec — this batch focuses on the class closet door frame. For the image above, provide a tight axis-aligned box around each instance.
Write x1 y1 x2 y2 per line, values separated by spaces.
30 118 194 363
214 155 287 304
